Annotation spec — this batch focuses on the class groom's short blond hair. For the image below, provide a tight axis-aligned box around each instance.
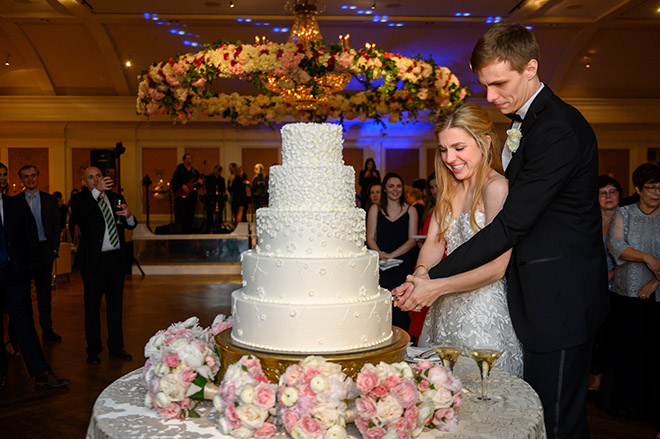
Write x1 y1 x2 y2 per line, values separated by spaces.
470 23 540 74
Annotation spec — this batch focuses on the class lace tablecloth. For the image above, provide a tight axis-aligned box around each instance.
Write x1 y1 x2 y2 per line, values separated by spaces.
86 355 545 439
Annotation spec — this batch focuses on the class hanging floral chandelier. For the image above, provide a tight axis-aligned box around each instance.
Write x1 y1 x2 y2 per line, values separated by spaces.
136 0 469 126
262 0 352 110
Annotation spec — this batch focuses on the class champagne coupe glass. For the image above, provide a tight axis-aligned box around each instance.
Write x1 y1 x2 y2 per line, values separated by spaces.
114 198 124 225
469 348 502 404
432 345 463 372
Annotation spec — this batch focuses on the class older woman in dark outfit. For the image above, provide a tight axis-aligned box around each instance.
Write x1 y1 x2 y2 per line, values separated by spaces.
588 175 622 393
607 163 660 419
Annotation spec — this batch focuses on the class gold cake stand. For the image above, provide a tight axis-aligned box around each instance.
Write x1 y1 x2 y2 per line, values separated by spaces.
215 327 410 383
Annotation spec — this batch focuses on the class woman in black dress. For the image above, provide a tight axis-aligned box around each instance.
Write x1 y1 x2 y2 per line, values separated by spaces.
359 158 381 210
229 165 249 226
366 172 418 331
250 163 268 211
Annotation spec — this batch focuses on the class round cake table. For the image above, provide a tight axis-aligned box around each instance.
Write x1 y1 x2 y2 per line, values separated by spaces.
86 355 546 439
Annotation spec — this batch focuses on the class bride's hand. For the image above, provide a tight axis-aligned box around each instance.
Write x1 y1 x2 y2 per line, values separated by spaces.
398 274 442 312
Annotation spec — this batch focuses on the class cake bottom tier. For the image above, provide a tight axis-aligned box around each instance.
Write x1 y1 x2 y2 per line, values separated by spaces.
230 288 393 353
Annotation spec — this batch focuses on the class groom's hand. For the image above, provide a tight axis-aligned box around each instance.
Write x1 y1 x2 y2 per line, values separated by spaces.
392 281 414 308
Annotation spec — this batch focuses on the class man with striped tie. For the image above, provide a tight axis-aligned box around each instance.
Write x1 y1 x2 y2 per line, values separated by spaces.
71 167 137 365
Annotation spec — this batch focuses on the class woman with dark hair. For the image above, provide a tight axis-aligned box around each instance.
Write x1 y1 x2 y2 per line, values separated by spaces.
229 165 250 226
250 163 268 211
359 158 381 209
607 163 660 418
366 172 417 331
588 175 622 393
363 182 381 213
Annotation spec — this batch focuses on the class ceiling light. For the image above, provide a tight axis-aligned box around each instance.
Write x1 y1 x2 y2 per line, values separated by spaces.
125 58 132 67
4 53 9 66
229 1 235 8
372 2 376 10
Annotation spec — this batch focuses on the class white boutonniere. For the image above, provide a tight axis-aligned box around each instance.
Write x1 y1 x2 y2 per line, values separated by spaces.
505 129 523 153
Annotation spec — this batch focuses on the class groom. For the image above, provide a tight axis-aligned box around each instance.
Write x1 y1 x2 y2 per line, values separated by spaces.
398 24 607 438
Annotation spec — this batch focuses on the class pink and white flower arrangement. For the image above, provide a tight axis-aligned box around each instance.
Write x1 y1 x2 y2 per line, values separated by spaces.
412 360 462 432
143 316 223 419
354 361 423 439
136 41 469 125
277 356 356 439
213 355 278 439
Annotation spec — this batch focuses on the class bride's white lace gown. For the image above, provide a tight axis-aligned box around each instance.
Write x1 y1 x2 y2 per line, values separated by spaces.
419 210 524 377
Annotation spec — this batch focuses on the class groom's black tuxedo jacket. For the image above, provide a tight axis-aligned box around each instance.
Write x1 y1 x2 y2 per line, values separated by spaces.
429 86 608 353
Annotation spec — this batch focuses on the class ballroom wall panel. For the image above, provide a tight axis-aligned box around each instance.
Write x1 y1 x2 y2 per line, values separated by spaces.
185 148 220 177
598 149 630 196
342 147 364 196
8 147 49 194
425 148 437 180
142 148 178 215
241 147 281 186
385 148 420 188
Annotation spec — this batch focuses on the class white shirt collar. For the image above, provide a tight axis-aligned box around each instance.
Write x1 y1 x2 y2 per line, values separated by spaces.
515 82 544 120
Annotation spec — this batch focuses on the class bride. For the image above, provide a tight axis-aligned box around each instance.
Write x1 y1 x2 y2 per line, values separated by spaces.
393 102 523 376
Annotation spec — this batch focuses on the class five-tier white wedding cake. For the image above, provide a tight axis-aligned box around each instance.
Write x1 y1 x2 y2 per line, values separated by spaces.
231 123 393 353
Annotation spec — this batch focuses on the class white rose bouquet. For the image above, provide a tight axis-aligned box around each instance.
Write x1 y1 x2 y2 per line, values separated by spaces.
412 360 462 432
278 356 356 439
213 355 278 439
354 361 423 439
143 316 222 419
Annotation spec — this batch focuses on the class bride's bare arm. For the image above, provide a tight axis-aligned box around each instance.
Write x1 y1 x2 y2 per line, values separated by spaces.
413 211 445 274
398 175 512 311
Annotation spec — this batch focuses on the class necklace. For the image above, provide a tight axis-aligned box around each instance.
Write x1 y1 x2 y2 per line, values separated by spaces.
638 203 660 217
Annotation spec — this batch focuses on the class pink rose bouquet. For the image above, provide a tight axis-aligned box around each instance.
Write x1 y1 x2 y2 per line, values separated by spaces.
210 313 233 336
213 355 278 439
143 316 222 419
354 361 423 439
412 360 462 432
278 356 356 439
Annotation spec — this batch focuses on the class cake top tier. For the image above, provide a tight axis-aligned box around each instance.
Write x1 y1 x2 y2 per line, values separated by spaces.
281 123 343 167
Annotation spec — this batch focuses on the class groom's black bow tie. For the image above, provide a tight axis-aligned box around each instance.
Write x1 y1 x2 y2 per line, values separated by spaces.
505 113 523 122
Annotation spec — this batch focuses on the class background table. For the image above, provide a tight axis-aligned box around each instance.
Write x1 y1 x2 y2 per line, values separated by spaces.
87 356 545 439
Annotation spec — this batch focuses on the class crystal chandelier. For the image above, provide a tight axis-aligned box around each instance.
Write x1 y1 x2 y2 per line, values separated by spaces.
262 0 352 110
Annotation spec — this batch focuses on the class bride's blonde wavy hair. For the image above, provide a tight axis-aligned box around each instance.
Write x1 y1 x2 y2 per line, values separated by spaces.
433 102 503 240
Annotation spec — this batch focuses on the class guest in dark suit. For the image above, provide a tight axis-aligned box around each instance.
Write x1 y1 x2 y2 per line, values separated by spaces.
0 171 68 387
18 165 61 342
395 24 607 438
70 167 137 365
52 191 69 232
